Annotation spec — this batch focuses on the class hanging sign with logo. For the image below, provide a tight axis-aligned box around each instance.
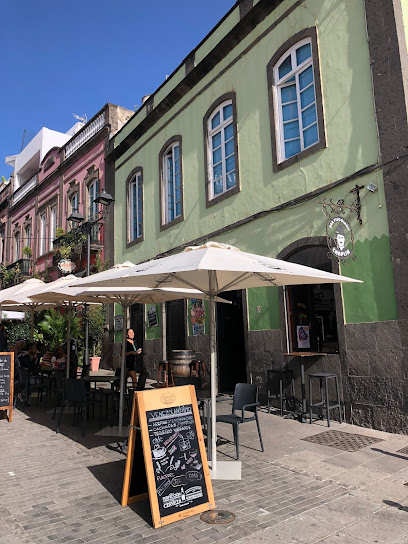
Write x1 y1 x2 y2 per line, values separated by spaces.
326 217 354 262
318 185 362 265
58 259 76 274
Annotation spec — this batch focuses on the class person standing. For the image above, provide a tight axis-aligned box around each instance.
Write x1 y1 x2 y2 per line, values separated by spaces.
122 328 142 389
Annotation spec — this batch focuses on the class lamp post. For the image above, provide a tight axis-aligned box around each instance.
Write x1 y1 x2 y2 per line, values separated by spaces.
67 188 114 367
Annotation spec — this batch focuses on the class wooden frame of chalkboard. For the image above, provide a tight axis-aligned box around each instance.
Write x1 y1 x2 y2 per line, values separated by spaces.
122 385 215 528
0 352 14 423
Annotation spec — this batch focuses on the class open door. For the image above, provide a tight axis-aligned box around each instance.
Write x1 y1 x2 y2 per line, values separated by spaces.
217 290 247 393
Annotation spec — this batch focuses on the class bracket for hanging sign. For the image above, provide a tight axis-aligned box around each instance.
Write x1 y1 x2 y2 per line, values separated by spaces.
317 185 364 264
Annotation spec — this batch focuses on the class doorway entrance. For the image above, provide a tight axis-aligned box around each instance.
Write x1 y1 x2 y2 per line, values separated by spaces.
166 299 186 359
130 303 144 350
286 246 339 353
216 290 247 392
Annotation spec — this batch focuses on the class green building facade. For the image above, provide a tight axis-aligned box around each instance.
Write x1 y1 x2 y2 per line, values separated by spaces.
108 0 408 432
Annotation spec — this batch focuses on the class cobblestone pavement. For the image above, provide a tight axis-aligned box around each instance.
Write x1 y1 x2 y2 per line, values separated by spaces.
0 407 350 544
3 396 408 544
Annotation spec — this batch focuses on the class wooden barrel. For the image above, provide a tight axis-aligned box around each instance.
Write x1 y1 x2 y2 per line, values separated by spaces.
171 350 197 377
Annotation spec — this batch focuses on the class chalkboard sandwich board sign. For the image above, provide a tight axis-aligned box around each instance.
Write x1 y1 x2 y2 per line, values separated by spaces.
0 352 14 422
122 385 215 528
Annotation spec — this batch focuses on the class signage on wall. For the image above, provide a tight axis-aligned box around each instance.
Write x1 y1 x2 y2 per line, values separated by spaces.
147 305 158 328
58 259 76 274
326 217 354 262
114 315 123 331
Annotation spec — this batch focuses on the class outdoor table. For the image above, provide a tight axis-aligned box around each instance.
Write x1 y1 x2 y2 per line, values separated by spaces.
82 375 120 425
282 352 327 421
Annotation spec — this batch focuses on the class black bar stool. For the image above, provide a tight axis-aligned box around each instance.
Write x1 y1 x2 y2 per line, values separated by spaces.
267 369 295 416
308 373 342 427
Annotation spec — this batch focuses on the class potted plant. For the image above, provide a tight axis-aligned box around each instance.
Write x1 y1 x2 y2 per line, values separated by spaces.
22 246 32 258
89 306 105 371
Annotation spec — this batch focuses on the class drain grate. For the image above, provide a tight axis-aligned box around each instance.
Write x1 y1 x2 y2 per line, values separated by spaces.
396 446 408 455
301 429 383 452
201 510 235 524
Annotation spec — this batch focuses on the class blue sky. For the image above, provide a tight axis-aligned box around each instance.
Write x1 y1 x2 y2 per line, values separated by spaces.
1 0 235 177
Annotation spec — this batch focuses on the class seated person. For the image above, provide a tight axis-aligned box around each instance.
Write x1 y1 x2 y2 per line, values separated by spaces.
54 346 67 371
19 343 42 374
40 350 56 369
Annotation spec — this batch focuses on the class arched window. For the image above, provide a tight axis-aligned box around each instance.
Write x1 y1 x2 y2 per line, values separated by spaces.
205 97 238 204
285 246 339 354
127 169 143 244
268 28 325 171
163 141 181 224
159 137 183 230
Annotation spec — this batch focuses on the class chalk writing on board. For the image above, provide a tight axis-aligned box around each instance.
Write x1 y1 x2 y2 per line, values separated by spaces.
146 404 208 517
0 355 12 408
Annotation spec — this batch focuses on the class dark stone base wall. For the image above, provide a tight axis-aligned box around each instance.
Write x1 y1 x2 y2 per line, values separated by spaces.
143 338 163 380
248 322 408 434
343 321 408 433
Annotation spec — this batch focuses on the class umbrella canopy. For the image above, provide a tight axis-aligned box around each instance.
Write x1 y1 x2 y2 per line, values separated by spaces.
74 242 362 473
32 273 230 431
0 278 45 304
72 241 362 291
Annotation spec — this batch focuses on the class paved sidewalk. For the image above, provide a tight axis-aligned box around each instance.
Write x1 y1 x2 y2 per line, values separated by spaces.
2 400 408 543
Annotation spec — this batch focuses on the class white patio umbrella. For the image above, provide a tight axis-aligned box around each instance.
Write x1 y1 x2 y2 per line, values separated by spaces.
73 241 362 475
31 271 230 431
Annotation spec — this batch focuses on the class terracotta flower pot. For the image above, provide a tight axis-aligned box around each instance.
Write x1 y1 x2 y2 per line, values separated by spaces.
90 356 101 372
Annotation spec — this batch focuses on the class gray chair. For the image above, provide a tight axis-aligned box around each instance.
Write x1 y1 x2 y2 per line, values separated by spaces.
216 383 264 459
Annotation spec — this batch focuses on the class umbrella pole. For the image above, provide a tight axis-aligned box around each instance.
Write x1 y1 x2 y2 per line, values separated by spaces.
66 304 72 379
30 308 34 342
161 302 166 361
209 277 217 473
119 304 128 432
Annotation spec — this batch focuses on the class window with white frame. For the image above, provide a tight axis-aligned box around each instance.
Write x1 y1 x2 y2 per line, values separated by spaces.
25 224 32 246
70 192 79 214
14 231 20 262
128 171 143 242
207 100 236 199
273 38 319 163
0 230 5 263
39 213 47 255
163 142 181 224
88 180 98 220
50 206 57 251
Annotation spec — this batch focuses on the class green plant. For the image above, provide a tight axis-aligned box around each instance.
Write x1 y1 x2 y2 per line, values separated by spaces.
22 246 32 258
6 319 31 346
92 249 108 274
37 308 81 352
53 229 87 261
88 305 106 356
55 226 64 237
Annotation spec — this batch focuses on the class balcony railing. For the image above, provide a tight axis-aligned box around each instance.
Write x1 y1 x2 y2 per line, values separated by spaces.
64 113 105 159
13 174 38 205
7 258 32 276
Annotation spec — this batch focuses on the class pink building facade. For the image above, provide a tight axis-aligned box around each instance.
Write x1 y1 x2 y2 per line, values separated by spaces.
4 104 133 283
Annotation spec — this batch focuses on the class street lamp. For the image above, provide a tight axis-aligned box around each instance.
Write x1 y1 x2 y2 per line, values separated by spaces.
67 190 114 366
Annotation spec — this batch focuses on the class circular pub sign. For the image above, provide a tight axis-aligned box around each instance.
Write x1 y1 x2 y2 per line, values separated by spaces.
58 259 76 274
326 216 354 261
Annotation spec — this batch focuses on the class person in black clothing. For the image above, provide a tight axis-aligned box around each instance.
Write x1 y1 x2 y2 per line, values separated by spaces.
19 343 42 374
0 322 8 351
121 328 142 388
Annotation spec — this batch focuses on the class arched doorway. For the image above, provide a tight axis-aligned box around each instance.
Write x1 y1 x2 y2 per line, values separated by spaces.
284 244 340 354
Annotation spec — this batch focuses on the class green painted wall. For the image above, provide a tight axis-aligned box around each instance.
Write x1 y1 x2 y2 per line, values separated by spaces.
113 0 394 330
341 235 397 323
248 287 280 331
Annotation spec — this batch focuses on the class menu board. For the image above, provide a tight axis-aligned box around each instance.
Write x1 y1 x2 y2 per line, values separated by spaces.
0 352 14 422
122 386 214 528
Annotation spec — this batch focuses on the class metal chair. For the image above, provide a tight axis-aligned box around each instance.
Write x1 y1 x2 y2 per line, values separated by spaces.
216 383 264 459
56 379 92 436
